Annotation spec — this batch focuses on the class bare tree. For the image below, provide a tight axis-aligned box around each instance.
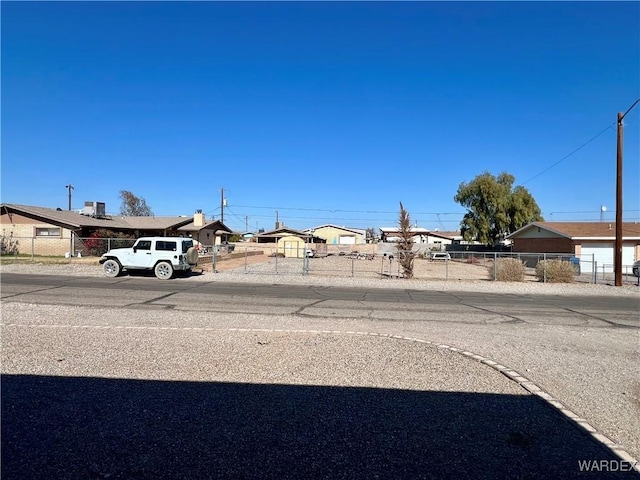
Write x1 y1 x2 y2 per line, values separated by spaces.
119 190 153 216
396 202 415 279
365 227 377 243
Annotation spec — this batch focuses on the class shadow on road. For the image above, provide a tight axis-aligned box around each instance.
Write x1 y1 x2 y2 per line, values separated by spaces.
2 374 637 479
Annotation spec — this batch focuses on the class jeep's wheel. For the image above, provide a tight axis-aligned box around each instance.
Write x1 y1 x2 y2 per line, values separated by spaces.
155 261 174 280
103 259 121 278
186 246 199 266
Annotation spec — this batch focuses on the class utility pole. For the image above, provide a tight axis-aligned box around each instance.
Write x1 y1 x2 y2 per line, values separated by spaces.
614 98 640 286
220 187 224 224
65 184 74 210
65 184 74 258
245 215 248 233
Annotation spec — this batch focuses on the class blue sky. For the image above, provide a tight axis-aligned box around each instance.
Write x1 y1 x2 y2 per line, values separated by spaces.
2 1 639 233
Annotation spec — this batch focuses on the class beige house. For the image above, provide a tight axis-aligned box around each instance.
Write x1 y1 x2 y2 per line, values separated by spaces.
304 224 366 245
253 226 319 258
0 203 232 257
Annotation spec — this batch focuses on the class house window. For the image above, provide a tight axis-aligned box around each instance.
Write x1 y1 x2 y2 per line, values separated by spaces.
35 227 61 237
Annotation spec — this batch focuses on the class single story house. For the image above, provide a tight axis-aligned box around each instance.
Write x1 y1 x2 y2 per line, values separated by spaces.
379 227 465 245
253 226 324 258
176 211 233 248
379 227 431 243
303 224 366 245
0 203 232 257
507 221 640 273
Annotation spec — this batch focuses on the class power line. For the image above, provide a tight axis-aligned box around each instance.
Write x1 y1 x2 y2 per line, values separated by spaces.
233 204 465 216
522 123 616 185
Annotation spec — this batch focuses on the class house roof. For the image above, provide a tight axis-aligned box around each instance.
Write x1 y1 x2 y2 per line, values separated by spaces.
428 231 462 240
304 224 365 235
507 221 640 240
255 226 309 237
1 203 197 231
177 220 233 233
379 227 430 234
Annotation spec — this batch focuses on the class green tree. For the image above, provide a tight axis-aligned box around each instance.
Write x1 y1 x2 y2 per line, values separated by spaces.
396 202 415 279
454 172 543 246
119 190 153 216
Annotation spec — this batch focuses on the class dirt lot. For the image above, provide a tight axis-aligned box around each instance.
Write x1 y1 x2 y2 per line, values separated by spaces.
204 253 498 282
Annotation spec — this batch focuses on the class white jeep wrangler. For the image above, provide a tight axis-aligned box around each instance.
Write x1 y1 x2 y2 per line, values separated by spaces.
99 237 199 280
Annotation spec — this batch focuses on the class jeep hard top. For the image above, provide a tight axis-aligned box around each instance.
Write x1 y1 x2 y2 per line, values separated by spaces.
99 236 199 280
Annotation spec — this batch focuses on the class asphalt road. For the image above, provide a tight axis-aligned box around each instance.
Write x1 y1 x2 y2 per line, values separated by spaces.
1 273 638 328
2 273 639 479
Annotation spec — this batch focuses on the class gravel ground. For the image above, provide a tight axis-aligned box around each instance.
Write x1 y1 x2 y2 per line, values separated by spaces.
2 261 639 479
3 308 638 479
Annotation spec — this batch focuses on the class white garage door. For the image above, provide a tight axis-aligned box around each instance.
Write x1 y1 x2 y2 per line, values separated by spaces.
339 235 356 244
580 242 635 273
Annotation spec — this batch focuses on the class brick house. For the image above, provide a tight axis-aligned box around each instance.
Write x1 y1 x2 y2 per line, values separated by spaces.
507 221 640 272
0 203 232 256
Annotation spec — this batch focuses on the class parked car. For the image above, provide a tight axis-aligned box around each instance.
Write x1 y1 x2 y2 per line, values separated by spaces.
305 249 314 258
633 260 640 277
429 252 451 261
99 236 199 280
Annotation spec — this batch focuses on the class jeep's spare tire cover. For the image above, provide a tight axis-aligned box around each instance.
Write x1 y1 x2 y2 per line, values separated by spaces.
186 247 199 265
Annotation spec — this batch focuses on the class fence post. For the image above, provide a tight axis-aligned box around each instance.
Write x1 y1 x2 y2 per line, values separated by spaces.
493 252 497 281
31 237 35 262
543 253 547 283
445 257 449 281
275 247 278 274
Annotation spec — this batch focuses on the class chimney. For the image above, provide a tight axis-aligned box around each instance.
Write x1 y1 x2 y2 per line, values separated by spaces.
194 210 205 227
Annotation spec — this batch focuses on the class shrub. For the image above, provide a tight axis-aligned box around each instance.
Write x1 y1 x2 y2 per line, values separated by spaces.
535 259 575 283
466 255 481 265
492 258 525 282
1 233 19 255
82 229 135 256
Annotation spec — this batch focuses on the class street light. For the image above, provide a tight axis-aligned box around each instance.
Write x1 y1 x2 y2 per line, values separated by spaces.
615 98 640 286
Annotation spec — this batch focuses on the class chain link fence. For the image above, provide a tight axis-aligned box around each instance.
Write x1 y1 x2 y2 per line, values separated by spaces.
2 235 638 285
